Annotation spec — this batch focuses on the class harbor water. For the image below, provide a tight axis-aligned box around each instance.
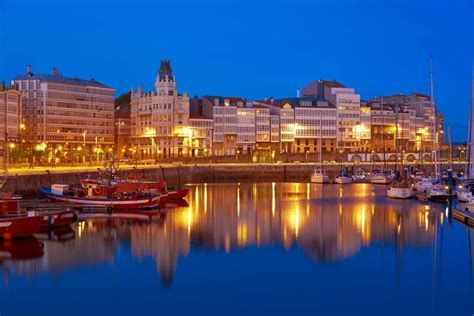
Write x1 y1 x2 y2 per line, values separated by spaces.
0 183 473 315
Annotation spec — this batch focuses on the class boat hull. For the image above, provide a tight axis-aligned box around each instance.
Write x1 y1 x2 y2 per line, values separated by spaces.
41 211 77 227
456 190 473 202
0 216 43 238
335 177 352 184
370 177 389 184
311 175 330 184
387 187 413 199
39 187 161 210
166 187 189 199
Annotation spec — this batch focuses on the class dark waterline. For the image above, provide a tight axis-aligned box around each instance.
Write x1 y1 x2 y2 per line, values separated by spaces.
0 183 473 316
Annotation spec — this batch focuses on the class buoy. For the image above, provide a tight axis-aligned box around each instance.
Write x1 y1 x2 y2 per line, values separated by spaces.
3 232 12 240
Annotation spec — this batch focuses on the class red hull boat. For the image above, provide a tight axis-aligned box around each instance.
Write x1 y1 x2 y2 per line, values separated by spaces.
41 210 77 227
39 187 161 210
1 193 43 239
80 179 188 200
0 216 43 239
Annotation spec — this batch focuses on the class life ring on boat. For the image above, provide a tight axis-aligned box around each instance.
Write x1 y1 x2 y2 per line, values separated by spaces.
94 186 104 195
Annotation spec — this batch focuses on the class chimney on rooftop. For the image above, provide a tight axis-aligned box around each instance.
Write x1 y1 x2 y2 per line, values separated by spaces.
26 64 31 74
297 89 300 98
52 67 59 76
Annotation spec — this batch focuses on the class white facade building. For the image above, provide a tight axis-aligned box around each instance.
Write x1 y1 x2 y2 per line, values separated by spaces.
130 60 190 158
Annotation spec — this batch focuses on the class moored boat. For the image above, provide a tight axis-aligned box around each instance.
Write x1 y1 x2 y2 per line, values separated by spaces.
414 178 436 193
387 186 413 199
0 192 43 239
427 183 454 203
39 185 161 210
310 168 330 184
370 171 390 184
334 173 353 184
352 168 366 182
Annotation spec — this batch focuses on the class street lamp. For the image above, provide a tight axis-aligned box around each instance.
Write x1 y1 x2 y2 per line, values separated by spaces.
82 130 87 163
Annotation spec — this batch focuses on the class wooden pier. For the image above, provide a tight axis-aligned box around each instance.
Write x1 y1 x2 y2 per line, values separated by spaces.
452 207 474 227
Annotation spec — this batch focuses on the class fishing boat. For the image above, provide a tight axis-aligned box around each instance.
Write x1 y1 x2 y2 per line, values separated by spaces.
81 164 188 200
0 192 43 239
370 170 390 184
311 168 330 184
39 184 161 210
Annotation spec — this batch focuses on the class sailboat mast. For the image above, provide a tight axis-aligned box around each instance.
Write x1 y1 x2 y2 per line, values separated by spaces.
319 108 323 168
467 59 474 178
430 56 439 179
381 97 386 173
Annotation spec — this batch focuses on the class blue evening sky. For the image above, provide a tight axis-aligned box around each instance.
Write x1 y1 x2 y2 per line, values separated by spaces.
1 0 472 141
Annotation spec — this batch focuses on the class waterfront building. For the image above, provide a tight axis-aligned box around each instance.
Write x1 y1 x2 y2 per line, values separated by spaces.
275 97 338 155
188 115 213 157
130 60 190 159
114 101 131 160
11 65 115 164
236 106 256 155
370 93 443 157
201 96 240 156
303 80 361 152
0 84 23 166
254 99 295 154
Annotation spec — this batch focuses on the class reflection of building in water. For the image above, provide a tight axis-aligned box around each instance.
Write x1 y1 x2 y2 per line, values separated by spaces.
130 217 190 287
4 221 115 277
181 183 437 263
3 184 442 286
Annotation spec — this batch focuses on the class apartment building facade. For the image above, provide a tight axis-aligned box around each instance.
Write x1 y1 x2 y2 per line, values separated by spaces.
0 85 23 165
12 65 115 164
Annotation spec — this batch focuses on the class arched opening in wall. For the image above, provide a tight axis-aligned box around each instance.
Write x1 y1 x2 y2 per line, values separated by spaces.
388 154 397 162
406 154 416 162
351 155 362 162
371 154 381 162
423 154 432 162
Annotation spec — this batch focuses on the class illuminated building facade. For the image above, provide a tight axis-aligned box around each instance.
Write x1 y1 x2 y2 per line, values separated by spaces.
130 60 190 158
0 85 23 165
188 115 213 157
11 65 115 163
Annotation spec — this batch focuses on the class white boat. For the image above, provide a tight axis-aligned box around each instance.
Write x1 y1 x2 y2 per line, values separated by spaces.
456 183 473 202
352 168 366 182
311 169 329 184
370 172 389 184
414 178 436 193
335 174 353 184
387 185 413 199
427 183 453 202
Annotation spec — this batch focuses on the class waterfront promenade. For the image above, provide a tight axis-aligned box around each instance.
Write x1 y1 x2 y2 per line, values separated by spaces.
1 160 467 195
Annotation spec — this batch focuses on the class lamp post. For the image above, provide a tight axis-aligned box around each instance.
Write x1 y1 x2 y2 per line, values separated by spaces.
82 130 87 163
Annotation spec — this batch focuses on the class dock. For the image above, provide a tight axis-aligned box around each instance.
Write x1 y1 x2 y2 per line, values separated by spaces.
452 207 474 227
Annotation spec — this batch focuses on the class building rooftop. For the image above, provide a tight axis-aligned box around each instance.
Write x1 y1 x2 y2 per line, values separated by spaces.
318 80 346 88
275 97 335 108
13 69 112 89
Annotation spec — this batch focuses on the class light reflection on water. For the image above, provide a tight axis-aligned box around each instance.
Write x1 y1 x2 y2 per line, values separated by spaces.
0 183 473 316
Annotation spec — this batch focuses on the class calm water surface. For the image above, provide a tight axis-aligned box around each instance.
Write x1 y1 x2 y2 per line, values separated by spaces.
1 183 473 316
